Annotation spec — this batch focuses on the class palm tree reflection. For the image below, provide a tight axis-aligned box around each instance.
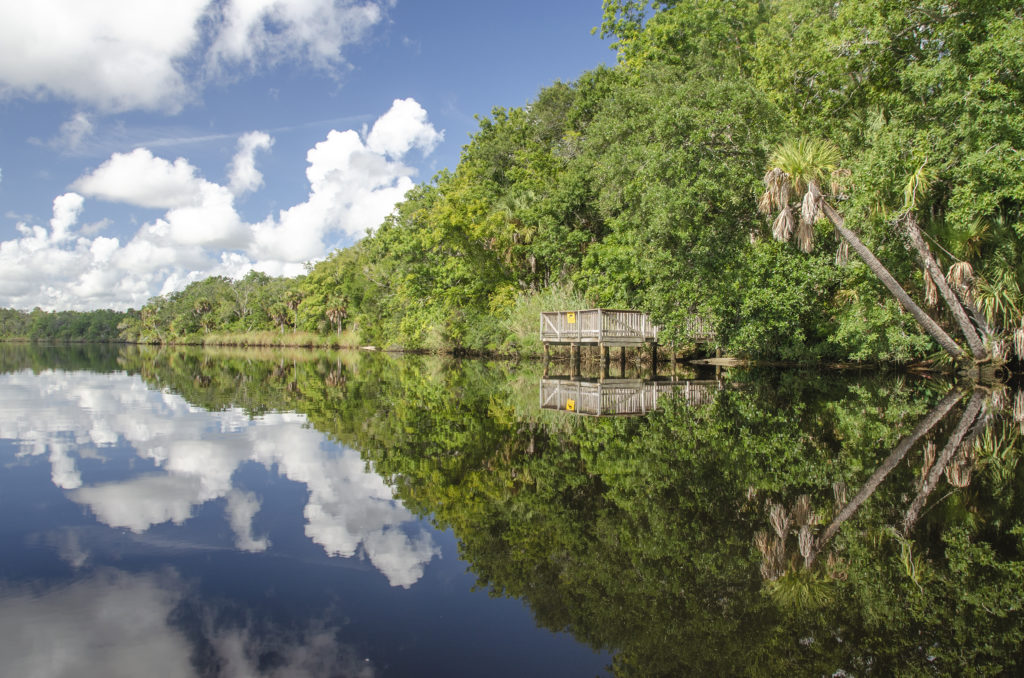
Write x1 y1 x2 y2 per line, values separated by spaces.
755 386 1021 600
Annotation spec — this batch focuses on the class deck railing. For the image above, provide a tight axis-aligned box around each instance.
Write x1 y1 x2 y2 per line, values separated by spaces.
539 378 721 416
540 309 658 346
540 309 714 345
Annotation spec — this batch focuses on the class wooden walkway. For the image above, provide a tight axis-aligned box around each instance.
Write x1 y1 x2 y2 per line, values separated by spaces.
539 378 721 417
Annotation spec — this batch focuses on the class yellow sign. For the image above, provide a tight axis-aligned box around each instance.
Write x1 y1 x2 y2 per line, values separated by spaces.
567 312 576 324
566 398 576 411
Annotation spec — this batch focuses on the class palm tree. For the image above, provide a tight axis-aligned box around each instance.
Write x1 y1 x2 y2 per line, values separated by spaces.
269 302 289 334
759 137 965 361
899 165 989 361
325 300 348 337
285 291 303 334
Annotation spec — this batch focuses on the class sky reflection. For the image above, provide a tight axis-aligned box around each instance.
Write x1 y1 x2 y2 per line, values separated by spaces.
0 569 377 678
1 369 439 588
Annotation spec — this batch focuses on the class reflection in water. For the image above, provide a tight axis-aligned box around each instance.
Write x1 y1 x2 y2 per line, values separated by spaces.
2 369 439 588
2 344 1023 676
0 570 375 678
539 377 720 416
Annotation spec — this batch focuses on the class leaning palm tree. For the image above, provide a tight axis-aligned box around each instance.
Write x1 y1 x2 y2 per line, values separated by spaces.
899 164 989 361
759 137 965 361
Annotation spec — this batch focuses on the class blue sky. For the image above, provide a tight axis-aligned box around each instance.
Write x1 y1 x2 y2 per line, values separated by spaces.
0 0 612 310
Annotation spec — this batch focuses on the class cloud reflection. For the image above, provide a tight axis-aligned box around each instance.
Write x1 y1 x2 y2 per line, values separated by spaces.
1 370 438 587
0 569 376 678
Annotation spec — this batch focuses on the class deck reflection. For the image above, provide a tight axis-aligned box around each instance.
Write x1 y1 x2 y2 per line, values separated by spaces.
539 377 721 416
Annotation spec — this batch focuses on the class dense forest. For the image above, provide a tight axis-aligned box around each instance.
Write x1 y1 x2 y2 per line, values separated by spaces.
5 0 1023 365
0 307 123 342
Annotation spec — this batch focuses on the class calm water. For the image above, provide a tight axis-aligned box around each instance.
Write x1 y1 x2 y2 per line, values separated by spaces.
1 343 1022 677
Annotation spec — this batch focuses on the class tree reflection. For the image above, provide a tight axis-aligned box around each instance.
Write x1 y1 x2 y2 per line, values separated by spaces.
2 343 1023 676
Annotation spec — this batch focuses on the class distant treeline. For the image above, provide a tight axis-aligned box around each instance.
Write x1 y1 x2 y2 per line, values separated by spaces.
0 307 123 342
6 1 1023 363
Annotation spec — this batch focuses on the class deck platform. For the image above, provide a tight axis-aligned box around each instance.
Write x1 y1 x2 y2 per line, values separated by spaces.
540 309 714 347
540 309 658 346
539 378 721 417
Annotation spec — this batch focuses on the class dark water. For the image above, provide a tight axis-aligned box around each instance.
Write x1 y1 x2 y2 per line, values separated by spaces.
1 343 1022 677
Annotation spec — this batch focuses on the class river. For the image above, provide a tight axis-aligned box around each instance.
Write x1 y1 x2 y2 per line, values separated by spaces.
1 343 1021 677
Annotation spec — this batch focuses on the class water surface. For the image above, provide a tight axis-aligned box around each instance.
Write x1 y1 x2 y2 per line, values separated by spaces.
1 343 1022 677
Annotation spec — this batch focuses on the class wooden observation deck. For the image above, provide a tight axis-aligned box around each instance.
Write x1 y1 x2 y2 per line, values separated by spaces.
540 309 658 347
540 309 714 347
539 378 721 417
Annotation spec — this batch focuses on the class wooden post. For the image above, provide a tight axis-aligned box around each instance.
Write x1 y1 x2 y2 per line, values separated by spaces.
670 342 677 380
543 343 550 377
571 343 580 378
650 342 658 378
619 346 626 377
600 344 609 381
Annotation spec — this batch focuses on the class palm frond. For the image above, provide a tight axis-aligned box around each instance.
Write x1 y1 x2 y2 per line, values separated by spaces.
800 188 819 227
792 494 812 526
769 502 790 539
945 447 974 488
795 217 814 253
922 440 936 478
902 162 934 212
924 269 938 307
835 239 850 266
769 137 842 196
798 525 813 560
754 530 771 557
760 168 789 215
947 261 974 299
772 206 795 242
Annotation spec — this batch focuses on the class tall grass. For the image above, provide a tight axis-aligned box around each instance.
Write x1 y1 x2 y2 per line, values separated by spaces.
501 284 586 357
199 328 363 349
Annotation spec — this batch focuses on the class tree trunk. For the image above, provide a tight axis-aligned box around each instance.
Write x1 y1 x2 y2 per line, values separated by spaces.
806 388 963 567
813 184 964 361
902 389 985 534
902 213 989 361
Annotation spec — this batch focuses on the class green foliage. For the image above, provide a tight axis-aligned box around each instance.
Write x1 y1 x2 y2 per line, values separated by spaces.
117 0 1021 364
118 272 299 344
0 307 124 342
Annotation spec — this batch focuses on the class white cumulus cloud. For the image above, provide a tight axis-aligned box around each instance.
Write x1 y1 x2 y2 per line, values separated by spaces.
228 131 274 195
208 0 385 71
0 99 441 310
49 192 85 243
0 0 207 113
0 0 391 114
367 98 444 157
73 148 216 210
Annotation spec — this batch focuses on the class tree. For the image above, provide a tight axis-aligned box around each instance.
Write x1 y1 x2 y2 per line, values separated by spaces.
325 299 348 336
899 165 989 360
759 137 967 361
